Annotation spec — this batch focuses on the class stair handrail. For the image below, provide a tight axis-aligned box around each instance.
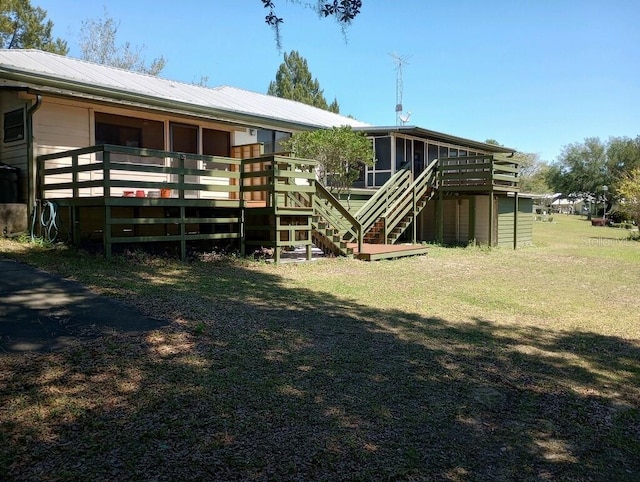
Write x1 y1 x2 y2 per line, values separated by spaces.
314 182 363 251
383 158 440 241
355 164 413 235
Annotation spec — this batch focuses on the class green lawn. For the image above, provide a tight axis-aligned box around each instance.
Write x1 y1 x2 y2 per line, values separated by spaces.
1 215 639 481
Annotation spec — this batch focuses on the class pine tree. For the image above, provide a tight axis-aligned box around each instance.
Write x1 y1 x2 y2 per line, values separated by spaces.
0 0 68 54
267 51 339 113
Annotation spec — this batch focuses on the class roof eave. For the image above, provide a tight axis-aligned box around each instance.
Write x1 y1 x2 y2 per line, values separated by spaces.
354 125 516 155
0 67 331 132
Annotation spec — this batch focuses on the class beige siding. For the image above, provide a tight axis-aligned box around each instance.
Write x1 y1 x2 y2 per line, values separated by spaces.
35 102 92 198
36 102 91 154
30 96 291 200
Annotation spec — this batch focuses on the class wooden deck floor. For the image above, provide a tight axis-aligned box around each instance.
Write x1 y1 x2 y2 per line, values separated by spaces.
347 242 429 261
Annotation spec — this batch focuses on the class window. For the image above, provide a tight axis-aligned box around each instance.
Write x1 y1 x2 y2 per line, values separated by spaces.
203 128 230 157
257 129 291 154
3 109 25 143
95 113 163 149
373 137 391 170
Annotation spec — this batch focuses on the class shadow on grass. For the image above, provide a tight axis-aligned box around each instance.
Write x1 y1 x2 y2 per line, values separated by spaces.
1 255 639 481
0 258 167 353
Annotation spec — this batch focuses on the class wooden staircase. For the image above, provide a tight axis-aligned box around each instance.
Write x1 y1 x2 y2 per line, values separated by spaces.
355 159 439 245
310 183 362 257
290 160 439 260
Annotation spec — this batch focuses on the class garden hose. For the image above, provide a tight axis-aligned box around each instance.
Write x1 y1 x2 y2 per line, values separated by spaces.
39 200 59 242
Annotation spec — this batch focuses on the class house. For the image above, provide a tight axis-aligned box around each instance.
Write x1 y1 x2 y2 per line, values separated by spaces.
0 49 532 260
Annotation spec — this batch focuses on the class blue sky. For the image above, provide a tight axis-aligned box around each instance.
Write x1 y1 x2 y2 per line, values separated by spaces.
35 0 640 162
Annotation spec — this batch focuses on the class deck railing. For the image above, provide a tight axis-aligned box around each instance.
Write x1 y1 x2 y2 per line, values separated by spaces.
382 158 439 242
38 144 242 201
354 165 412 237
240 155 317 210
437 155 519 192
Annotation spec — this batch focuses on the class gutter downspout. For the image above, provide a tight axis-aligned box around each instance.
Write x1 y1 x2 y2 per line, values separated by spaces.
26 94 42 221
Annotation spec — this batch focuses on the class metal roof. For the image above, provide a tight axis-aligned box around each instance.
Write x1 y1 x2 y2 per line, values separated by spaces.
0 49 370 130
356 126 516 154
0 50 516 154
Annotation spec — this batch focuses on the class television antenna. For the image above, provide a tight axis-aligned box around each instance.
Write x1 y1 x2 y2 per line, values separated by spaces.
389 52 412 126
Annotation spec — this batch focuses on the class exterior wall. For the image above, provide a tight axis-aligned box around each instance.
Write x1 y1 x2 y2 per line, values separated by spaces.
418 201 436 241
0 90 29 202
36 101 91 154
497 196 534 248
233 129 257 146
517 198 534 246
440 198 470 244
29 96 290 200
497 196 515 248
417 194 530 247
474 195 491 245
35 99 92 198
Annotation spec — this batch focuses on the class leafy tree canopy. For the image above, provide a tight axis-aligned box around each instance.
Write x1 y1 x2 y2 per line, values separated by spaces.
268 50 339 113
546 137 609 199
547 136 640 203
282 126 374 204
513 151 550 194
0 0 68 54
79 8 166 75
616 167 640 227
262 0 362 49
606 135 640 185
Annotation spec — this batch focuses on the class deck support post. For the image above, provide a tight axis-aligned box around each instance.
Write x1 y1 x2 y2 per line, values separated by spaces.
240 206 246 257
104 205 112 258
71 205 79 246
513 192 519 250
437 188 444 244
468 196 476 245
180 205 186 261
488 191 494 247
412 186 417 244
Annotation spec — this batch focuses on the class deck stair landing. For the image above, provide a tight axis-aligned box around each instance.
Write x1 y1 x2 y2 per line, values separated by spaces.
348 242 429 261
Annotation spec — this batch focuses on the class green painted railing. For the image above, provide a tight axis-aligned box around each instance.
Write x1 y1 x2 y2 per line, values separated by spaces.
241 155 317 210
437 155 520 192
354 164 412 238
383 158 439 243
314 183 362 252
38 144 242 200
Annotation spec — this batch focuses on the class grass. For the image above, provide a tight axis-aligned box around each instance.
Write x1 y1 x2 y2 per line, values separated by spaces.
1 215 639 480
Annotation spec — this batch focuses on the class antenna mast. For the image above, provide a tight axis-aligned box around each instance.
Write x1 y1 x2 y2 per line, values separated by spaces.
389 52 411 126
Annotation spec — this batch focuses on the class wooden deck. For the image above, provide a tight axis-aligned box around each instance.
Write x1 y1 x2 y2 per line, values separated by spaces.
347 242 428 261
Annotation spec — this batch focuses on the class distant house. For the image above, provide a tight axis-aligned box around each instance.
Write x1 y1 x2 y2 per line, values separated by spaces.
0 50 532 260
551 197 586 215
